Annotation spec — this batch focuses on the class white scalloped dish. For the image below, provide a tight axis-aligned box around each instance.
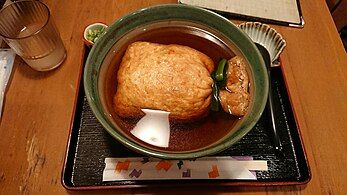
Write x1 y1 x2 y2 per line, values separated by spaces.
238 22 286 67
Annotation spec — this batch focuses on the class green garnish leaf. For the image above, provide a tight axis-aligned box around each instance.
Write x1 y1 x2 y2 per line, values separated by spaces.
86 26 106 43
211 71 216 80
211 82 220 112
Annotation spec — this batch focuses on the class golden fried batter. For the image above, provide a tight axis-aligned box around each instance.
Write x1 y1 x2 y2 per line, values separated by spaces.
113 41 214 121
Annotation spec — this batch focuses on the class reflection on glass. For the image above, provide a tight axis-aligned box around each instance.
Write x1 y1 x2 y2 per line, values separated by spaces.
131 109 170 147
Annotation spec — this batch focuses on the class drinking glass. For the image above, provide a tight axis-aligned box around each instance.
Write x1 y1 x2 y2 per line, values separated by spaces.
0 0 66 71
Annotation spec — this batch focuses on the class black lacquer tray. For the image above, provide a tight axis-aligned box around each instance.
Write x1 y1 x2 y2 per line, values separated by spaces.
62 46 310 189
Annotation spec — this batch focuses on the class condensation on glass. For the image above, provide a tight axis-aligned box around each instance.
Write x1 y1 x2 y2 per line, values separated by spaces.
0 0 66 71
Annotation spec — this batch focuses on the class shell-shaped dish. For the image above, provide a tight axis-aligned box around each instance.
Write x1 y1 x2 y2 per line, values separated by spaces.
238 22 286 67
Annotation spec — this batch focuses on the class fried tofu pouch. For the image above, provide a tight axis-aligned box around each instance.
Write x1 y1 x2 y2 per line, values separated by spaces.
113 41 214 121
219 56 250 116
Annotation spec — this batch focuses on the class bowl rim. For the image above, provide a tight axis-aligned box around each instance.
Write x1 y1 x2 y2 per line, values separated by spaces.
84 4 269 159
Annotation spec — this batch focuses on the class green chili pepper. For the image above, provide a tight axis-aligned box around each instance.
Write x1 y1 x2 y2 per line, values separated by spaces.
218 61 228 88
215 58 227 81
210 58 229 111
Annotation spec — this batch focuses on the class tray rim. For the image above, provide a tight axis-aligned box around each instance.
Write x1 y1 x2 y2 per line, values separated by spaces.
61 44 311 190
278 57 312 183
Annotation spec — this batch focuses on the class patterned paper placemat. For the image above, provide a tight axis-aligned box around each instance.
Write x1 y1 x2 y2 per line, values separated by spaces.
103 157 268 181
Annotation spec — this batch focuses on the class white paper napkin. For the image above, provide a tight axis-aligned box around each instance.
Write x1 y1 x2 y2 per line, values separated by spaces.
103 156 268 181
0 49 15 118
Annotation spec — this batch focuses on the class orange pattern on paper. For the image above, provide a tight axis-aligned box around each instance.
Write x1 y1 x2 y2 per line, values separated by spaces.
208 165 219 178
115 160 130 172
155 160 173 171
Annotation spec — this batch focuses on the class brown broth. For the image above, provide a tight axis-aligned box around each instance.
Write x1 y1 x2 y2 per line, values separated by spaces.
101 23 250 152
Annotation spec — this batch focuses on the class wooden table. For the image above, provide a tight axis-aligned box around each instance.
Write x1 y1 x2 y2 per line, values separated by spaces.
0 0 346 194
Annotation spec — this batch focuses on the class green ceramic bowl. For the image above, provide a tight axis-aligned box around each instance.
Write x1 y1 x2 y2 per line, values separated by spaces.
84 4 268 159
